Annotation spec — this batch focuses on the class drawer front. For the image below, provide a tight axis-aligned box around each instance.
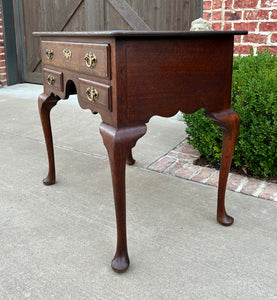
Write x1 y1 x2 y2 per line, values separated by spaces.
43 68 64 92
42 41 110 79
79 78 111 112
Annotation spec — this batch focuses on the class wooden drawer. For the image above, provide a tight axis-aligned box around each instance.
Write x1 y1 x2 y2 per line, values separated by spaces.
79 78 111 112
43 68 64 92
42 41 110 79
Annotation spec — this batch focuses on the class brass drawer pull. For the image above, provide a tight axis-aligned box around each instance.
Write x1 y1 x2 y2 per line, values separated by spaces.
84 53 97 68
86 87 99 102
63 48 72 60
46 49 53 60
47 74 55 86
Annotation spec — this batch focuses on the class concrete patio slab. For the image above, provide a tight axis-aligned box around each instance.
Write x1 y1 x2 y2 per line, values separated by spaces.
0 84 277 299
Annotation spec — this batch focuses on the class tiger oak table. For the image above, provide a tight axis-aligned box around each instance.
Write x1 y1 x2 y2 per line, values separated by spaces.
35 30 247 273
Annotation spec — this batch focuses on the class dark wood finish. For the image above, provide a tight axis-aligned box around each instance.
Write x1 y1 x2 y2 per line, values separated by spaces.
206 109 240 226
36 30 247 272
38 93 60 185
79 78 112 112
41 41 111 79
100 123 147 272
126 150 135 165
43 68 64 93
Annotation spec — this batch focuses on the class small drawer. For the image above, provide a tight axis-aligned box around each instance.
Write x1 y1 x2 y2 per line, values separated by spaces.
42 41 110 79
43 68 64 92
79 78 111 112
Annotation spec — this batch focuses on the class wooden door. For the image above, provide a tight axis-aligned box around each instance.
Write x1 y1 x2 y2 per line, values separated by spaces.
18 0 202 83
18 0 86 83
86 0 202 31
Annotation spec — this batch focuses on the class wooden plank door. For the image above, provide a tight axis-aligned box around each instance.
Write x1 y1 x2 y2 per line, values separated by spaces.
86 0 202 31
18 0 86 83
18 0 202 83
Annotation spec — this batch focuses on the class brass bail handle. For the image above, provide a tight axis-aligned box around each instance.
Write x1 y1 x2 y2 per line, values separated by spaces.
84 53 97 68
47 74 55 86
46 49 53 60
86 87 99 102
63 48 72 60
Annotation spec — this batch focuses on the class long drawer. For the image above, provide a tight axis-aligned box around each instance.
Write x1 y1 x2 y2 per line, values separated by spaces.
41 41 111 79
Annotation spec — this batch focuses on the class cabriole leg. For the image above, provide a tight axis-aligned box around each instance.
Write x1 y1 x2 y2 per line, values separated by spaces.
38 93 59 185
100 123 147 272
206 109 240 226
126 149 135 165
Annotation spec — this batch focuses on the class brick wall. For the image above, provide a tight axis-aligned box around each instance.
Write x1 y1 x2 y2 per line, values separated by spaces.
203 0 277 55
0 4 7 86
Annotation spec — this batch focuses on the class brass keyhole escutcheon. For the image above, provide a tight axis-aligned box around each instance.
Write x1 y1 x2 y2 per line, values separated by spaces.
46 49 53 60
63 48 72 60
84 53 97 68
86 87 99 102
47 74 55 86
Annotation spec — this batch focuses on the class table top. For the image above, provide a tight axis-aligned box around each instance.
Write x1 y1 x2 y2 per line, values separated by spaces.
34 30 248 38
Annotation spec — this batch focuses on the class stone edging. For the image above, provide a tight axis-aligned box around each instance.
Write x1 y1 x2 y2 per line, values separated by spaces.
148 140 277 202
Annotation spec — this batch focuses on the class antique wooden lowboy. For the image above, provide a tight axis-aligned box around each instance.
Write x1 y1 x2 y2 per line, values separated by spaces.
34 30 247 272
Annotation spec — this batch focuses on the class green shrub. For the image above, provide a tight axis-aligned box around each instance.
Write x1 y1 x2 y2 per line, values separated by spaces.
184 49 277 177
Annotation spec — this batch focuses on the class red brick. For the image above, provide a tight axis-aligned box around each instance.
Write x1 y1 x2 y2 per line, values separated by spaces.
212 23 222 31
173 143 200 157
234 35 242 43
164 160 187 176
225 0 233 9
234 0 258 8
271 33 277 42
227 174 245 191
0 61 6 67
259 22 277 31
234 44 253 54
176 165 201 180
257 45 277 53
213 11 222 21
234 22 258 31
191 167 216 183
203 1 212 10
206 171 220 187
167 152 197 163
0 77 7 86
213 0 223 9
241 178 264 196
272 10 277 19
224 23 232 30
244 10 269 20
148 156 175 173
0 79 7 86
259 183 277 201
225 11 242 21
243 33 268 43
261 0 276 7
0 53 5 60
203 12 212 20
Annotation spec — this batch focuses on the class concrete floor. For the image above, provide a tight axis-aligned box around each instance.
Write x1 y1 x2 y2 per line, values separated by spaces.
0 84 276 299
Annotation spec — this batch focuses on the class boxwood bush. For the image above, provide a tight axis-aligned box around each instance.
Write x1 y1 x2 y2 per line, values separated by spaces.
184 49 277 177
